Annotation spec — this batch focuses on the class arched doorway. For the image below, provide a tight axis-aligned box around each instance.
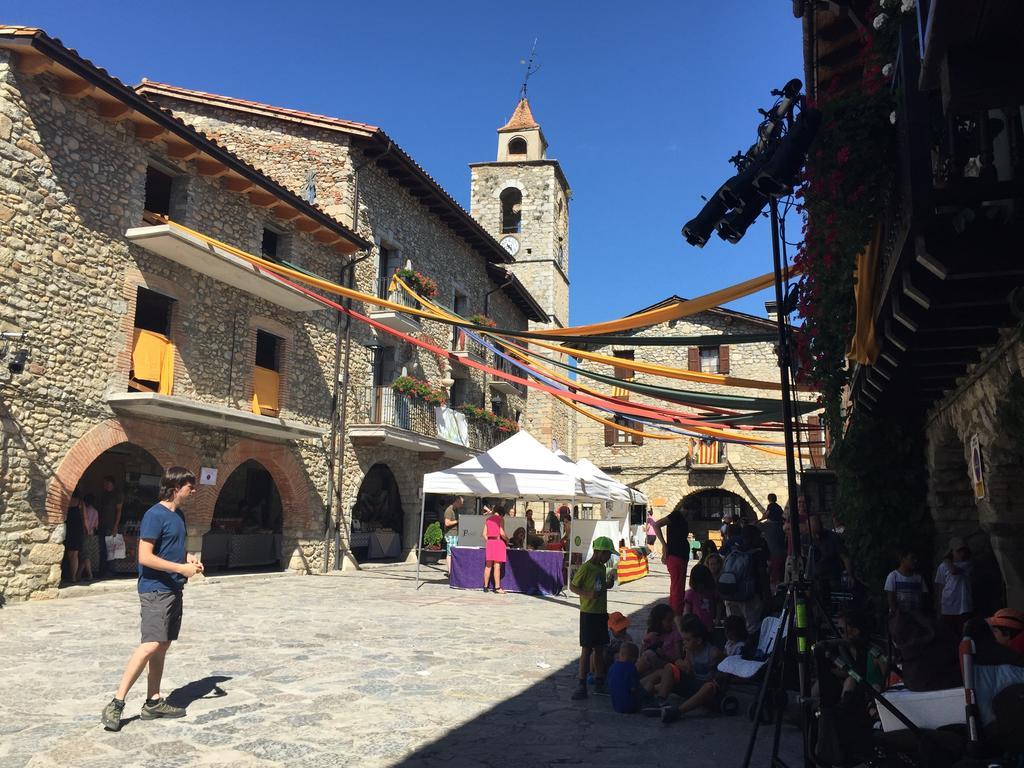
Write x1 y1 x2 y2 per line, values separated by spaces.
351 463 404 561
204 460 283 571
678 489 755 544
68 442 164 582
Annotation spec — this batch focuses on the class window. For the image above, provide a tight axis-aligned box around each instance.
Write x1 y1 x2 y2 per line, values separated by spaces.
500 188 522 234
255 329 281 371
261 228 279 261
134 287 173 335
699 347 719 374
605 350 643 446
144 165 174 217
377 246 401 299
252 330 283 417
450 377 469 407
508 137 527 155
129 287 175 394
491 398 508 419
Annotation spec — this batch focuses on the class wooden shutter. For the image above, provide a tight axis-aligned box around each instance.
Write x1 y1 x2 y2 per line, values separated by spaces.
808 415 824 468
612 349 634 379
632 426 644 446
719 345 730 374
688 347 700 371
604 422 616 447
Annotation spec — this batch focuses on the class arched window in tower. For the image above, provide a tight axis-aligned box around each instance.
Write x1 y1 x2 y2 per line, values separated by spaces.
508 136 528 156
500 187 522 234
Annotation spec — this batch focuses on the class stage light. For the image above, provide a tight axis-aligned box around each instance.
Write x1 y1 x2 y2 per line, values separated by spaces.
716 192 768 243
719 151 773 211
754 107 822 196
682 187 730 248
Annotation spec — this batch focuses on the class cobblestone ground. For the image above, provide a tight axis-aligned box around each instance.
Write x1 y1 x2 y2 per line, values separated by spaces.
0 562 801 768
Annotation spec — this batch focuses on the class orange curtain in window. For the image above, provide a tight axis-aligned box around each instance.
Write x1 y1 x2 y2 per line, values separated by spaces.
132 329 174 395
251 366 280 416
847 225 881 365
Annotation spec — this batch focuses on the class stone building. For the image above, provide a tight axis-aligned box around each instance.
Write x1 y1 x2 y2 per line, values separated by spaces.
469 98 575 455
0 27 370 600
134 81 547 566
572 298 822 539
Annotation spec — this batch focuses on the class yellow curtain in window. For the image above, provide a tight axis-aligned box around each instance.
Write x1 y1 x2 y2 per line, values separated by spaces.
251 366 280 416
847 224 881 365
132 329 174 395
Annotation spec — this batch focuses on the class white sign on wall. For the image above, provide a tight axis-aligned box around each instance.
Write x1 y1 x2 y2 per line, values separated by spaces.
199 467 218 486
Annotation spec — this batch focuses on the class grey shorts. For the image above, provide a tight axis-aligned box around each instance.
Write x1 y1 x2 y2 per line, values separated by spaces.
140 591 183 643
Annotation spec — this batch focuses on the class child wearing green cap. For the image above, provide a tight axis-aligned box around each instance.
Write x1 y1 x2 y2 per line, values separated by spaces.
569 536 616 700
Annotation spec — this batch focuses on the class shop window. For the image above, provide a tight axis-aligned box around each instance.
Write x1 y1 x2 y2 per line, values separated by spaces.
252 330 282 417
508 137 527 155
129 287 175 394
500 188 522 234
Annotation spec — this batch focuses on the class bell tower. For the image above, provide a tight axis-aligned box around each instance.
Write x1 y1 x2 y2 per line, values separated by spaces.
470 96 573 453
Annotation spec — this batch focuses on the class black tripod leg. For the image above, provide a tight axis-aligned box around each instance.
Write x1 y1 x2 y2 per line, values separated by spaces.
741 587 793 768
770 607 796 768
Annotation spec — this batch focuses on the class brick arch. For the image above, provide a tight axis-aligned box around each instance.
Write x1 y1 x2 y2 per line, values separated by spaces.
206 440 316 533
45 418 202 524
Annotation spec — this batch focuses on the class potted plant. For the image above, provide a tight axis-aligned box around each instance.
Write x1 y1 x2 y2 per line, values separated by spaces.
392 375 447 406
467 313 497 328
395 268 438 299
421 521 445 564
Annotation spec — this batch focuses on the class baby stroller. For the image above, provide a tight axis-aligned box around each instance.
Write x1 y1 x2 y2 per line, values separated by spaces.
718 611 791 723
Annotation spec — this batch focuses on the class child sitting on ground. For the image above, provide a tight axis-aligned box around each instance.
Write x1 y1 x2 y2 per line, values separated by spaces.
636 603 682 676
607 642 643 714
602 611 635 669
682 564 720 632
643 615 725 724
569 536 616 700
723 615 749 657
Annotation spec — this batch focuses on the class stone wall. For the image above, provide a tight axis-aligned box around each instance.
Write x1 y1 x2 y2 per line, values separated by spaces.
923 330 1024 609
0 55 349 600
143 93 533 558
573 309 819 526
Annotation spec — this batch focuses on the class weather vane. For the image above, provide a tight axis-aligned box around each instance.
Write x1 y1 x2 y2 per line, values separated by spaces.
519 37 541 99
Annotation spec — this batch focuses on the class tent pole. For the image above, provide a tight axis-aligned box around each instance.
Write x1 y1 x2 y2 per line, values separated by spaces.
415 492 427 589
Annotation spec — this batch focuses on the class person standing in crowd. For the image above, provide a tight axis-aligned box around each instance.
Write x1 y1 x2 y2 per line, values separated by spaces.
442 495 463 567
482 504 509 594
720 523 743 557
79 492 99 582
96 475 123 577
765 493 784 523
525 508 536 534
804 514 854 607
885 549 928 616
545 505 560 535
652 500 693 624
645 510 658 552
720 525 769 635
934 537 974 636
569 536 616 700
688 532 702 562
101 467 203 732
762 511 787 591
64 489 85 584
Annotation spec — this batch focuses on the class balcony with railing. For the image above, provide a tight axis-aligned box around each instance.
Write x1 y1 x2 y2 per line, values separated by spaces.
451 329 489 366
846 11 1024 415
490 353 527 397
347 385 505 459
368 280 421 338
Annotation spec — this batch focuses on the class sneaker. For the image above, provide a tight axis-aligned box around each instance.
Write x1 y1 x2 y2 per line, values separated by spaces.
570 683 588 701
140 697 186 720
592 681 609 696
101 698 125 731
661 706 681 724
641 705 664 717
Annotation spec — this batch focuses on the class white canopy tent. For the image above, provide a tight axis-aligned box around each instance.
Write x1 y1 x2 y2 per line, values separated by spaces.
575 458 649 505
416 431 615 586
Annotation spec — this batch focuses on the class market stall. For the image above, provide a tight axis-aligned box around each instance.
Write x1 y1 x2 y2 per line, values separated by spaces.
417 431 613 592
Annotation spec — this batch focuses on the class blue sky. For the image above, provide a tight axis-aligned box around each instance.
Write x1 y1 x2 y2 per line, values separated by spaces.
9 1 804 325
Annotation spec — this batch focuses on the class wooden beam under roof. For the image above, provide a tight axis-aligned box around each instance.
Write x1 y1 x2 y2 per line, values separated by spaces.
133 122 166 141
270 204 301 221
248 190 277 208
166 142 200 161
58 78 94 99
196 159 229 178
313 229 341 244
221 175 254 193
96 100 133 121
15 51 53 75
294 218 319 233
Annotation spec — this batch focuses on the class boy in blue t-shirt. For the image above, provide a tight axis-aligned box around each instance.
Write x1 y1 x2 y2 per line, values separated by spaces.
606 642 643 713
101 467 203 732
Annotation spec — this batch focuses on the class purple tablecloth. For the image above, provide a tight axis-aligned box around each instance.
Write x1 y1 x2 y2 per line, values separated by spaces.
449 547 566 595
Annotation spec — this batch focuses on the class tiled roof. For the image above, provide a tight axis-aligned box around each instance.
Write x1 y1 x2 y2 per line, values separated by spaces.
0 26 369 251
498 98 540 132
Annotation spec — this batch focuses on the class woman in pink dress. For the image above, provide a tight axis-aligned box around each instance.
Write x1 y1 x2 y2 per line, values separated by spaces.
483 504 510 593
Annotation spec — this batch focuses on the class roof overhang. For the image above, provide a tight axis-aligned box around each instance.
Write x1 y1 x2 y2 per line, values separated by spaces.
0 27 370 254
126 224 324 312
107 392 326 442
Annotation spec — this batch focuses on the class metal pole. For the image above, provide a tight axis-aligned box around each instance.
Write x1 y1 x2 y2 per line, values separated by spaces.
415 492 427 588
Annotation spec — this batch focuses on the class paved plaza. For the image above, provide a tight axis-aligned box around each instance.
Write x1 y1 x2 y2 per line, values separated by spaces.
0 563 801 768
